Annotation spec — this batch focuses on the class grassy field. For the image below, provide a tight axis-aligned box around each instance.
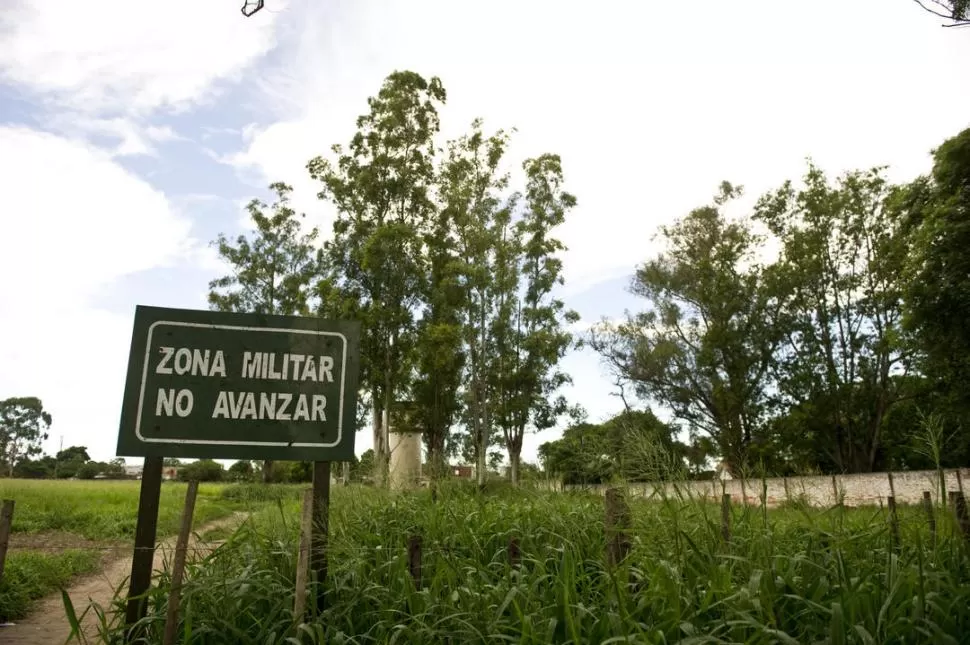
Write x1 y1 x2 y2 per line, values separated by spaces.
0 479 247 621
80 482 970 644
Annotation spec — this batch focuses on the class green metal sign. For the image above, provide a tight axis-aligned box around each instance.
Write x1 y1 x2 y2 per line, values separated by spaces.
117 306 360 461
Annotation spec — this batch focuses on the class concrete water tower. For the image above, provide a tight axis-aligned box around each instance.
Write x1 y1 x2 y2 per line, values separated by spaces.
388 401 423 490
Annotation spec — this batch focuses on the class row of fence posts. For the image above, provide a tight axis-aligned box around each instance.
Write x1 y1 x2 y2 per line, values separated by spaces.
0 477 969 635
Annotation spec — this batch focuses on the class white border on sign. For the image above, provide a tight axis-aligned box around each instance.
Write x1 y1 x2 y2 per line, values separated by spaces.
134 320 348 448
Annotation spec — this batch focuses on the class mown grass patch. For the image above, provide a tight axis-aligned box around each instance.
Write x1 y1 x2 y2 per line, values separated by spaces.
81 484 970 644
0 479 273 621
0 480 237 540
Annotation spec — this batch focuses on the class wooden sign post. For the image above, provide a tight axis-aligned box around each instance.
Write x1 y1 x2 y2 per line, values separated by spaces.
115 306 360 640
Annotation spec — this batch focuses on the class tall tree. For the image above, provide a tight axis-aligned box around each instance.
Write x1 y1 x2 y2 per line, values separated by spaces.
902 128 970 410
589 183 780 474
309 71 445 485
0 397 52 477
412 165 466 483
443 120 514 487
754 164 912 473
208 181 323 482
495 155 578 485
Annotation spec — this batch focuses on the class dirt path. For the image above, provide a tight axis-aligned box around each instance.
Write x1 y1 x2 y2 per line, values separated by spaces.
0 512 249 645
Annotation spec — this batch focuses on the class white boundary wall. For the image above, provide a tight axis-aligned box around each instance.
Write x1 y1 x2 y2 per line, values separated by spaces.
548 468 969 507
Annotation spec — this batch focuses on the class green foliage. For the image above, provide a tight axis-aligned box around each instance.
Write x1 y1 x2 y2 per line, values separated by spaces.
754 163 911 473
0 396 52 477
903 128 970 419
218 482 302 504
207 182 322 317
0 479 238 540
75 461 101 480
55 446 89 463
540 409 686 485
0 549 100 621
177 459 226 482
12 456 55 479
310 70 447 485
494 154 578 484
83 486 970 644
352 449 375 482
590 183 779 474
227 459 256 482
412 168 467 478
442 120 516 486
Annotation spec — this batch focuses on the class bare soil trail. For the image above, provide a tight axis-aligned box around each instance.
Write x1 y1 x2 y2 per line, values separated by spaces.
0 512 249 645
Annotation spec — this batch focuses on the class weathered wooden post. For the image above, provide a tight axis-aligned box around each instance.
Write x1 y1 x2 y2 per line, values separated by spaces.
162 480 199 645
508 536 521 569
956 493 970 543
407 535 423 588
922 491 936 546
311 461 331 614
887 496 900 552
125 456 163 638
0 500 15 584
293 488 314 620
605 487 632 567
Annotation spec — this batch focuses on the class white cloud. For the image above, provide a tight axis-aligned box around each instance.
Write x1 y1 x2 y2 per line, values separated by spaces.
0 127 201 459
0 2 291 462
221 0 970 462
43 115 186 158
0 0 280 116
228 0 970 306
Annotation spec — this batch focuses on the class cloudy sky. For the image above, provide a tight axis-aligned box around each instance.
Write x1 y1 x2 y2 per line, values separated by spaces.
1 0 968 467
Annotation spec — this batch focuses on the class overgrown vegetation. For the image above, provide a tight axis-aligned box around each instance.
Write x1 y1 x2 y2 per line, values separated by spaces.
77 485 970 644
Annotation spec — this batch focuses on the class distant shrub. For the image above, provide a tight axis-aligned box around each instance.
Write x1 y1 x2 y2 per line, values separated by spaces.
219 483 301 504
177 459 225 482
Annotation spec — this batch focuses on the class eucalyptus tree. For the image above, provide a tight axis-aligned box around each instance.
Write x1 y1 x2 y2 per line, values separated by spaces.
442 119 514 487
308 71 445 484
494 155 579 485
208 181 323 482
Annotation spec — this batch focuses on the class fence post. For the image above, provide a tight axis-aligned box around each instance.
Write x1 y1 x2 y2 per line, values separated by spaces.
162 480 199 645
956 494 970 544
922 491 936 546
508 536 521 569
407 535 423 588
721 494 732 544
605 487 631 568
293 488 314 621
887 496 900 552
0 500 15 584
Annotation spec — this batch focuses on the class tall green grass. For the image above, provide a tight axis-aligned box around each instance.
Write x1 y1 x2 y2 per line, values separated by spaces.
81 483 970 644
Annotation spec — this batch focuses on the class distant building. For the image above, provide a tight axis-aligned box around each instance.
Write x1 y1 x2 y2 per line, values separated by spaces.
163 466 180 481
451 465 473 479
124 464 143 479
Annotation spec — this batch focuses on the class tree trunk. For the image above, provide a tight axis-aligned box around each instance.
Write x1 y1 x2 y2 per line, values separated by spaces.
510 450 520 486
476 437 487 488
342 461 350 485
381 403 391 487
262 460 274 483
371 394 384 486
